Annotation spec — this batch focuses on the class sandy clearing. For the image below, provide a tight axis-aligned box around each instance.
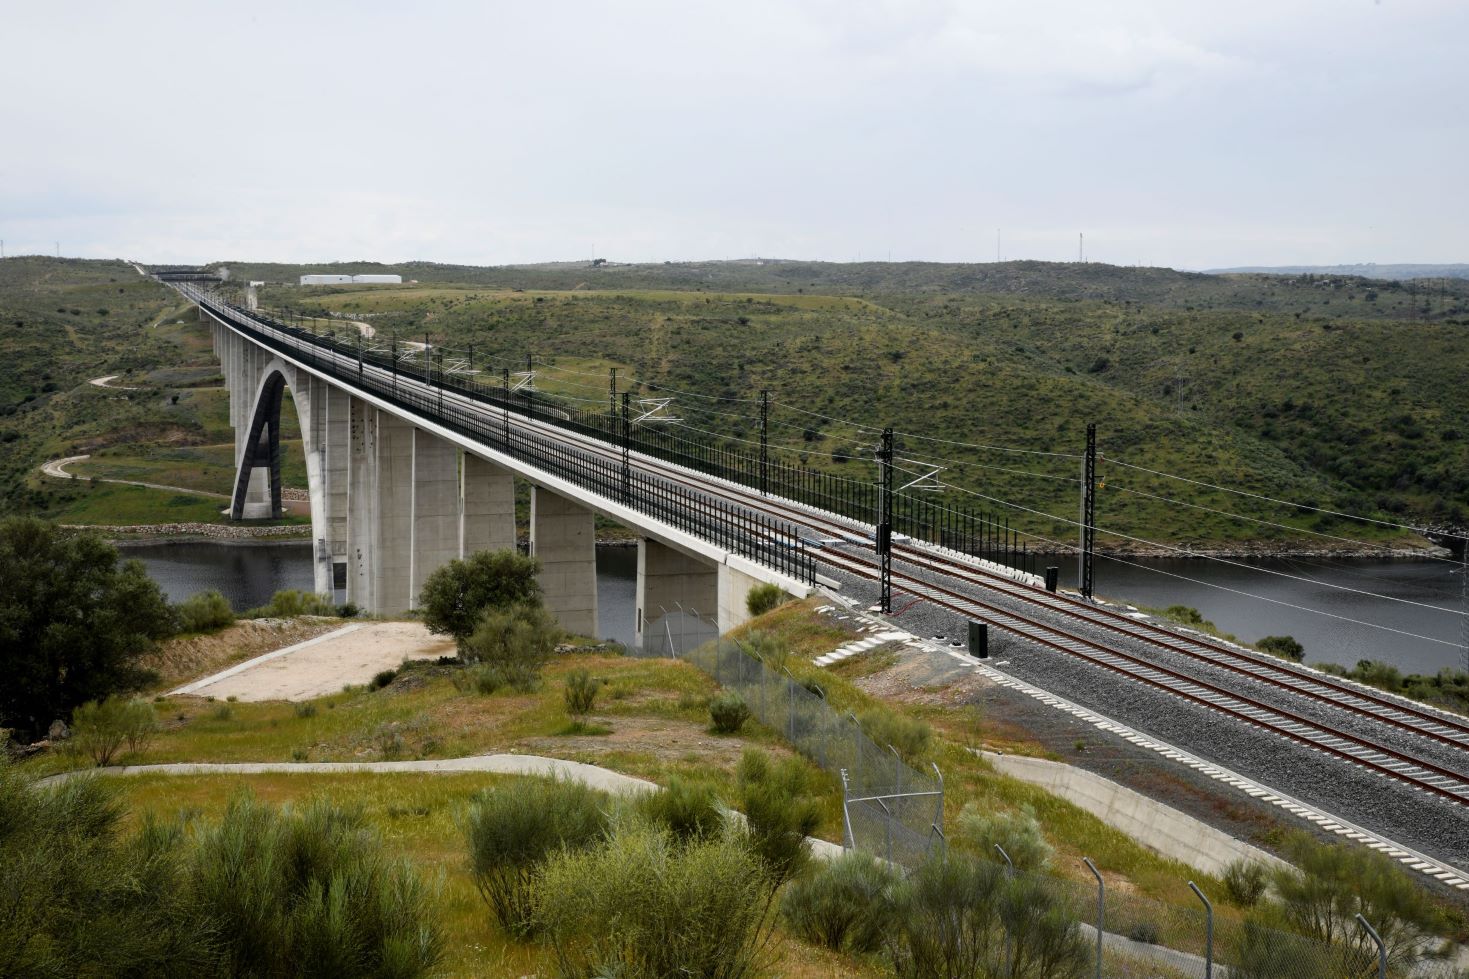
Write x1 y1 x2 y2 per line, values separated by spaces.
175 621 455 701
41 453 231 499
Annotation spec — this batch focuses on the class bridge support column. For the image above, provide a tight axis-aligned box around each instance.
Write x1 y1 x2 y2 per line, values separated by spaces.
375 411 416 615
298 375 332 596
322 386 350 602
410 429 460 604
530 486 597 637
346 397 378 612
635 539 718 654
460 452 516 557
717 564 762 636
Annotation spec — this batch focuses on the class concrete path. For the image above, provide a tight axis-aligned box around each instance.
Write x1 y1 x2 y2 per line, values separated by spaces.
41 454 229 499
171 621 453 701
35 753 847 861
89 374 140 390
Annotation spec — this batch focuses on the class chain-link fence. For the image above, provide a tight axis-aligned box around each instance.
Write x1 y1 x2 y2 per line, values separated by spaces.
632 627 946 869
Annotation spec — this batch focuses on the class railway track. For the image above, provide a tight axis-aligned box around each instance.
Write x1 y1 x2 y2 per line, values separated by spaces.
194 290 1469 808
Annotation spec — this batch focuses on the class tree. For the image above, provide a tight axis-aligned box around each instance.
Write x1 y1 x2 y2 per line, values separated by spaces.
418 549 542 649
0 518 176 742
1258 635 1305 661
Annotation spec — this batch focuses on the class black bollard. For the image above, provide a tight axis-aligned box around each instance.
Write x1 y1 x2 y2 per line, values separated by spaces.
968 620 989 659
1045 566 1060 593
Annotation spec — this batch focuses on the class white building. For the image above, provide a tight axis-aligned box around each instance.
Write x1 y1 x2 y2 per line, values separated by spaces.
298 273 403 285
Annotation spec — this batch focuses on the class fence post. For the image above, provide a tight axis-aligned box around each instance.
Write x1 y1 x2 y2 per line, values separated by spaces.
840 769 854 851
1188 881 1213 979
996 843 1014 978
785 667 797 742
931 762 944 850
1355 913 1387 979
1083 857 1103 979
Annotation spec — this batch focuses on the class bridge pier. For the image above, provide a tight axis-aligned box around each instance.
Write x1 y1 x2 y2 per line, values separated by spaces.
347 398 379 611
375 411 416 614
460 452 516 557
410 429 460 603
530 486 597 637
635 539 718 654
717 564 761 636
322 386 350 602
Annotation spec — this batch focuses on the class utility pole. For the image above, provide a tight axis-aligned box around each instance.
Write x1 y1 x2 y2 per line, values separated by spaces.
609 367 617 420
877 427 894 613
759 390 769 496
621 392 631 502
525 353 534 419
1079 423 1097 599
502 368 511 448
423 332 431 384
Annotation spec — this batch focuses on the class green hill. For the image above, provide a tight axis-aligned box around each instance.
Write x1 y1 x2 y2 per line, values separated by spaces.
5 256 1465 551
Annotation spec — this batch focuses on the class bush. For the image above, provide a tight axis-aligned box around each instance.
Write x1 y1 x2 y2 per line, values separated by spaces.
887 853 1089 979
1269 832 1443 971
1257 635 1305 661
418 550 543 648
535 820 773 979
781 851 898 954
175 590 235 633
737 749 821 889
745 583 786 617
859 707 931 762
563 668 599 718
738 629 789 671
452 663 507 695
335 602 360 618
1222 858 1269 907
461 778 610 937
368 668 396 691
957 802 1053 872
187 793 443 977
293 701 318 718
246 589 335 618
709 691 751 734
461 603 562 690
70 695 157 766
0 759 210 977
635 776 725 843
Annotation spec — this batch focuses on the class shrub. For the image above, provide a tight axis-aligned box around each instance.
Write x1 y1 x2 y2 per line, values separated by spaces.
452 663 507 695
738 629 789 671
187 793 443 977
737 749 821 889
462 778 610 937
563 668 599 718
0 759 210 977
1257 635 1305 661
368 668 396 691
859 706 931 762
461 603 561 690
746 583 786 617
175 589 235 633
536 820 773 979
294 702 318 719
246 589 335 618
957 802 1053 872
335 602 360 618
70 695 157 766
1270 832 1442 971
1128 921 1160 943
1222 858 1269 907
635 776 725 843
709 691 752 733
887 853 1089 979
418 550 543 648
781 852 898 953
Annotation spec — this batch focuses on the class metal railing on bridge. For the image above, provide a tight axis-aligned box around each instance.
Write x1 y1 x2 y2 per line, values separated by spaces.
188 288 816 586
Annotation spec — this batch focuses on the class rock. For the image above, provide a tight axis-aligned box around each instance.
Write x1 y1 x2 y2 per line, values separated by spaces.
47 719 70 741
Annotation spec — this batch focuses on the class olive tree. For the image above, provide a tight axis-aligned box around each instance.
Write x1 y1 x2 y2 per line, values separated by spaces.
418 549 542 650
0 518 176 741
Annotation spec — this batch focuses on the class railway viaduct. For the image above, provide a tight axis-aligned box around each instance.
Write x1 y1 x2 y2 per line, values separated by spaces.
170 276 816 649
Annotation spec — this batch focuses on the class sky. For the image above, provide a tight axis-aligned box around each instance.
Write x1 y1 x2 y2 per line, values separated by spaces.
1 0 1465 270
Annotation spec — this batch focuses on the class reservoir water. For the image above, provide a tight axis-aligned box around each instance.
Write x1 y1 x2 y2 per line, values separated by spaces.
126 542 1467 676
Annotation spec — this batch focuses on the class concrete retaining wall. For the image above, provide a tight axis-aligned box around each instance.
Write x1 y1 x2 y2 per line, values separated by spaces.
981 750 1287 877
